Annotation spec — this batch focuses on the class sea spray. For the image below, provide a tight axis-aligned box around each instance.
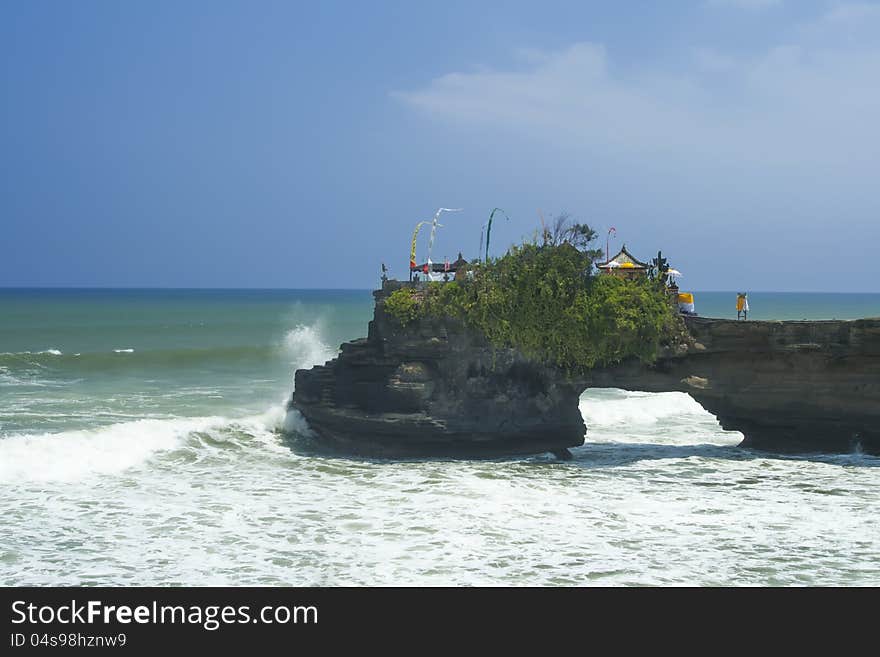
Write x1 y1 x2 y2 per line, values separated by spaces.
580 389 710 427
274 324 337 435
281 408 314 436
282 324 337 372
0 321 338 480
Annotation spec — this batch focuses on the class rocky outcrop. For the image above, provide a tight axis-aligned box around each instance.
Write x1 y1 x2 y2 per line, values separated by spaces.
590 317 880 454
292 284 585 457
292 284 880 456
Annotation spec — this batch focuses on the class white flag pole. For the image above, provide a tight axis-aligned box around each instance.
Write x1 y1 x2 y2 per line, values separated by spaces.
427 208 462 265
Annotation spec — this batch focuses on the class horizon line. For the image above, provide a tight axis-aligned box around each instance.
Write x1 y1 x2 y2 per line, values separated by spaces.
1 286 879 295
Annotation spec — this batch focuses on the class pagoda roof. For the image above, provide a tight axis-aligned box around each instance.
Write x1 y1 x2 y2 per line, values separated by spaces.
598 244 649 269
411 253 468 273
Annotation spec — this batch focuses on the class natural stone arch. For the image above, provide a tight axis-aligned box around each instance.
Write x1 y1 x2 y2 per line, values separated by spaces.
292 288 880 457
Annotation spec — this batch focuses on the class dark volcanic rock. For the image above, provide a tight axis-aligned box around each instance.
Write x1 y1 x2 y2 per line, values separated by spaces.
291 285 585 457
292 284 880 457
586 316 880 454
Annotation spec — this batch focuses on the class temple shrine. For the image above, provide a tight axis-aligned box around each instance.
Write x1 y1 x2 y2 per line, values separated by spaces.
597 245 650 279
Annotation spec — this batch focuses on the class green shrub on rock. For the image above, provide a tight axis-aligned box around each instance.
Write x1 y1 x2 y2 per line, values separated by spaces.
384 288 421 326
384 223 680 371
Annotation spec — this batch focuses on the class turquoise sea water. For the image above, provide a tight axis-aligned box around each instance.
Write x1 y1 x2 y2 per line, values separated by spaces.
1 288 878 585
683 291 880 321
0 289 371 434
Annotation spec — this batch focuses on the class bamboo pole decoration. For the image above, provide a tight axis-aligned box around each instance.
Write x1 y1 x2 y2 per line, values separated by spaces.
427 208 462 265
606 227 617 264
485 208 510 262
410 220 430 280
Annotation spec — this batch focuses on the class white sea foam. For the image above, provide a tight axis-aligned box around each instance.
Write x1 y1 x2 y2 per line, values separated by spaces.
274 323 336 435
282 325 336 371
113 348 134 354
281 408 314 436
0 366 46 387
579 389 741 446
1 385 878 586
0 349 62 356
0 324 339 484
0 417 224 483
580 390 710 426
0 367 20 386
4 295 879 587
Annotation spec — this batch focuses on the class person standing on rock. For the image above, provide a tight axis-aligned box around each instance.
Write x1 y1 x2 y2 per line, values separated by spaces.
736 293 749 320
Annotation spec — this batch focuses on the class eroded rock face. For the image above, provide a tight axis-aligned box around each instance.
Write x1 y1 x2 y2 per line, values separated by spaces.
291 287 585 457
586 317 880 454
292 286 880 456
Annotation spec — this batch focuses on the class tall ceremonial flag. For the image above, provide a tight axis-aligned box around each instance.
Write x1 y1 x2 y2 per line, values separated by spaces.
485 208 509 262
606 227 617 265
427 208 462 264
410 220 429 270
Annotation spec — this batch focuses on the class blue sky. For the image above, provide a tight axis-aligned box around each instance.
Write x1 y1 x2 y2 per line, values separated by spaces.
2 0 878 291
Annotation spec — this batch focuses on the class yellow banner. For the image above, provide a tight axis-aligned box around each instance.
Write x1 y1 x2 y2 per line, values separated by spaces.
410 221 427 268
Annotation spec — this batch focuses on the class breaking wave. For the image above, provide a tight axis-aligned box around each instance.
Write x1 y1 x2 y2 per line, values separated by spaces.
580 389 710 426
0 322 337 483
0 417 219 483
278 324 336 434
579 388 741 447
0 409 307 484
282 324 336 370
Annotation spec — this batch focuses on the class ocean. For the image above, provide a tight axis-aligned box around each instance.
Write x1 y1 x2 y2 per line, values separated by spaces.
1 288 879 586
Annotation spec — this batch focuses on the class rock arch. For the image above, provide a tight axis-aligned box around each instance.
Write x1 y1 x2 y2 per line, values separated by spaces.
292 289 880 457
